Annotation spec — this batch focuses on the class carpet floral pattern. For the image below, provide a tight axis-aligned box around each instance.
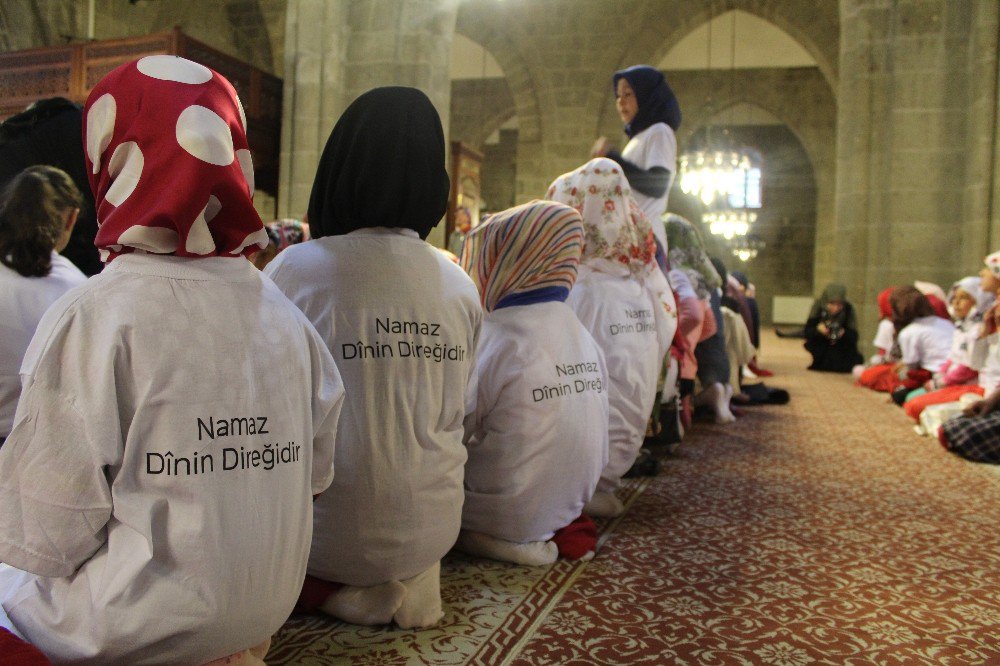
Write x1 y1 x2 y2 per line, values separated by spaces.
268 334 1000 664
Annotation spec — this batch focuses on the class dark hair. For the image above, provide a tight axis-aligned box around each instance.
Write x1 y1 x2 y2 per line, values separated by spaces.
0 165 82 277
890 285 935 331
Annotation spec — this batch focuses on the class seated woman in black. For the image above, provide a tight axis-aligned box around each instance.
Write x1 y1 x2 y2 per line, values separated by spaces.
804 283 863 373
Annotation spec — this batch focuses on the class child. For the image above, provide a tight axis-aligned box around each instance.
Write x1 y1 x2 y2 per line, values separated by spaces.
457 201 609 565
855 287 902 389
592 65 680 253
266 87 482 629
0 56 343 664
890 286 955 398
0 165 87 441
547 157 674 517
904 277 992 421
804 284 864 373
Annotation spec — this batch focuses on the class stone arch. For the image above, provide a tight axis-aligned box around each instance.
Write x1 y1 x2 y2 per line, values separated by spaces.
454 7 541 145
667 66 837 293
448 32 517 150
596 4 837 140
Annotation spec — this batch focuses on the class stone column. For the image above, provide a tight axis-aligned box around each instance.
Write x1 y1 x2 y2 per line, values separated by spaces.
834 0 993 344
280 0 458 245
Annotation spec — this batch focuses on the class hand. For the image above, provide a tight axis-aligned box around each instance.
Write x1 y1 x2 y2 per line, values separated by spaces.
963 400 988 417
591 137 612 157
817 322 829 336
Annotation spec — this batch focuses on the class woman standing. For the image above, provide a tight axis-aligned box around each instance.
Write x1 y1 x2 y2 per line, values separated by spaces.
593 65 680 252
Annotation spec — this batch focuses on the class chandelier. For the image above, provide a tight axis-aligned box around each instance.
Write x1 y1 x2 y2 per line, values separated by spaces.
679 150 753 207
704 208 756 239
730 235 765 261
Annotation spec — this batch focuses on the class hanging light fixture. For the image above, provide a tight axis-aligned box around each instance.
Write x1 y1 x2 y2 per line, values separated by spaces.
704 208 756 239
679 10 760 214
730 235 765 261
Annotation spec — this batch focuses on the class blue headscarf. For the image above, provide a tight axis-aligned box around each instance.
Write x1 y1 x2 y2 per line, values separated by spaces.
612 65 681 137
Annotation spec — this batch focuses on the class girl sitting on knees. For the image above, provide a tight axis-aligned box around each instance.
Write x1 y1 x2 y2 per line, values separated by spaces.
0 166 87 443
889 285 955 401
457 201 610 565
0 56 343 664
266 87 482 629
904 276 993 421
547 158 674 517
855 287 903 390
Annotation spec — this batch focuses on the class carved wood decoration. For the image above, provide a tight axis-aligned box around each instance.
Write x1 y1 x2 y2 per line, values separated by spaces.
446 141 484 258
0 28 282 195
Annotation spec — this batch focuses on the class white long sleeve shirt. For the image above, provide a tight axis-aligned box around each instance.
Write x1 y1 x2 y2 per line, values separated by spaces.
266 228 482 585
0 254 342 664
462 301 609 542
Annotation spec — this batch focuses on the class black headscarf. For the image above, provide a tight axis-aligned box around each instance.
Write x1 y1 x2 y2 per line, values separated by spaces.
612 65 681 137
307 87 449 240
0 97 101 275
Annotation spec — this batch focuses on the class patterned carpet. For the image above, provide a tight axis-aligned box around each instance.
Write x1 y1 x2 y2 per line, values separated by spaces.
268 332 1000 665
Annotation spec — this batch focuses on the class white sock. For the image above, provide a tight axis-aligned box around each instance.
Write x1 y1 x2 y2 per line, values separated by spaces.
393 561 444 630
584 490 625 518
456 530 558 566
319 580 407 626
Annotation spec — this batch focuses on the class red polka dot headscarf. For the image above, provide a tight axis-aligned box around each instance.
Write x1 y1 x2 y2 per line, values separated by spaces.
83 55 267 263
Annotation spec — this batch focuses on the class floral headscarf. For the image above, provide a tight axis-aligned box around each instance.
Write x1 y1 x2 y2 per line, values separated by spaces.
664 213 721 299
460 201 584 312
83 56 266 262
545 157 657 282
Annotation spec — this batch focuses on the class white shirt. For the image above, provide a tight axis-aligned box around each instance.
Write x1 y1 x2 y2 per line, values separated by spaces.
567 265 670 489
462 301 609 543
898 315 955 372
973 332 1000 392
266 228 482 585
949 314 983 369
0 254 343 664
621 123 677 251
0 253 87 437
872 318 896 352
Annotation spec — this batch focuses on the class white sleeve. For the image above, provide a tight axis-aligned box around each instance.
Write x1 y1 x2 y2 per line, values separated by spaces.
0 304 116 577
642 124 676 172
897 325 921 366
872 319 895 350
464 304 484 417
305 321 344 496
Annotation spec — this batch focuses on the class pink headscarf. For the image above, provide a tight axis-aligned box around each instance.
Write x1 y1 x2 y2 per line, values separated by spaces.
83 55 267 263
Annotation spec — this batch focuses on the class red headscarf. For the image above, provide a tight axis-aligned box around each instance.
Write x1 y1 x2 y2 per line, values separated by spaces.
877 287 894 319
83 56 266 263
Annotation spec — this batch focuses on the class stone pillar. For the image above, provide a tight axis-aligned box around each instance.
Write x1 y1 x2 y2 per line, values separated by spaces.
834 0 994 346
280 0 458 245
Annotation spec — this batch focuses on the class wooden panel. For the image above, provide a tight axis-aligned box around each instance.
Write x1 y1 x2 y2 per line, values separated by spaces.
0 28 283 196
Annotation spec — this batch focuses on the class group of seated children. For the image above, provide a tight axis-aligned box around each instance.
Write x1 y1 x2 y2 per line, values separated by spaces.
0 57 777 664
851 255 1000 464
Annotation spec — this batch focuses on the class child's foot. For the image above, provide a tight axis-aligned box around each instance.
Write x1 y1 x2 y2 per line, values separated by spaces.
393 561 444 629
584 490 624 518
318 580 407 625
456 530 558 566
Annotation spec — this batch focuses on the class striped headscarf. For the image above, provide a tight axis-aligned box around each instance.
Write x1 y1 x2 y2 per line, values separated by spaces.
461 200 584 312
545 157 657 282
